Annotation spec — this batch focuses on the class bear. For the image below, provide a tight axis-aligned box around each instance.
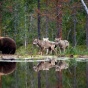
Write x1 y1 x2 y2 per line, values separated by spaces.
0 37 16 75
0 37 16 54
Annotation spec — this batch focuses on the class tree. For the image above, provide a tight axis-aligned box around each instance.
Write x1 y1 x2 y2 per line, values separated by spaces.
81 1 88 85
81 0 88 48
81 0 88 14
73 62 77 88
37 0 41 39
55 0 63 88
13 0 18 40
71 4 77 47
24 2 28 49
0 1 3 36
56 71 63 88
86 62 88 88
45 71 49 88
73 14 77 47
56 0 62 39
45 0 49 38
38 71 41 88
0 75 2 88
37 0 41 87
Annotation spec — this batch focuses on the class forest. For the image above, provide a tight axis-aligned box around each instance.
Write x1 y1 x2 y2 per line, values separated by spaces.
0 0 88 88
0 0 88 55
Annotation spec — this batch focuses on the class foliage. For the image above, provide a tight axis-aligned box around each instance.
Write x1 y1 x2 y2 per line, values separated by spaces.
1 0 88 88
1 0 88 48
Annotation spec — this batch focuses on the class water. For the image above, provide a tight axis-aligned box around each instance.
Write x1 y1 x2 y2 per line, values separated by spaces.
1 58 87 88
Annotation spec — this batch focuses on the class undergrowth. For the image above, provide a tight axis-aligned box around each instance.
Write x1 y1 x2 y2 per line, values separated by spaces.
16 44 88 56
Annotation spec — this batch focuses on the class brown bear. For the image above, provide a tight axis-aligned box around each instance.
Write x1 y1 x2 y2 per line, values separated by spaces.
0 37 16 75
0 37 16 54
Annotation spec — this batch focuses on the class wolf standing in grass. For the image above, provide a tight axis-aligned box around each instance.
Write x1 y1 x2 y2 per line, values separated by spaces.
33 38 57 55
55 38 69 53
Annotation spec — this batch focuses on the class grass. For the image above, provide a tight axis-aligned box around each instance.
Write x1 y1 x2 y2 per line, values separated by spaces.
16 44 39 55
65 46 88 55
16 44 88 57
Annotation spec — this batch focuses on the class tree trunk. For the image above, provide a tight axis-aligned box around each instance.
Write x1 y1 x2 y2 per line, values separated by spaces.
56 0 62 39
45 0 49 38
0 75 2 88
45 71 49 88
56 71 63 88
86 61 88 88
13 0 18 40
38 0 41 39
81 0 88 14
37 0 41 87
86 15 88 49
55 1 63 87
25 62 28 88
0 2 2 36
81 0 88 48
73 64 77 88
24 3 27 49
73 15 77 47
38 71 41 88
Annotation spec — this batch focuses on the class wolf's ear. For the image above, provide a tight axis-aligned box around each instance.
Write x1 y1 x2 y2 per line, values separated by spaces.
43 37 49 41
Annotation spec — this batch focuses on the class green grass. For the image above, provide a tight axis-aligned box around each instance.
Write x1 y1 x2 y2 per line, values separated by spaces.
16 44 88 56
16 44 39 55
65 46 88 55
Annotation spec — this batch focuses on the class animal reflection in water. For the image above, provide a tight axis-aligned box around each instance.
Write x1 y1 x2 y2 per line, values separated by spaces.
33 38 69 55
33 59 69 72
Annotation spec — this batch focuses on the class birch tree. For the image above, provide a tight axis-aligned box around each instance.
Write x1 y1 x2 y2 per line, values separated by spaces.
24 2 27 49
81 0 88 14
81 0 88 48
81 1 88 87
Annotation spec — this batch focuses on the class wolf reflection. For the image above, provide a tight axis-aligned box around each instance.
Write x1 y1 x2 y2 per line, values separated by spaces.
33 59 69 72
